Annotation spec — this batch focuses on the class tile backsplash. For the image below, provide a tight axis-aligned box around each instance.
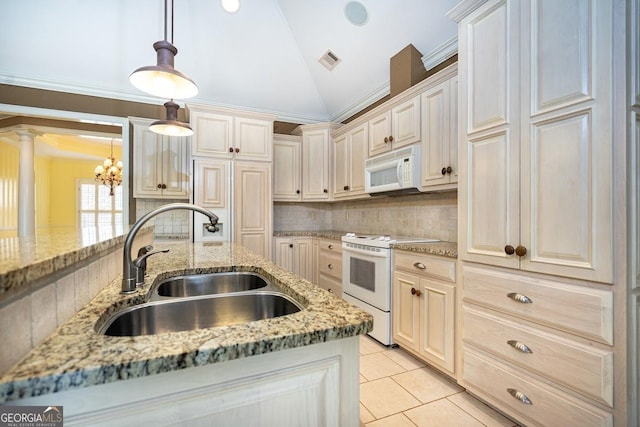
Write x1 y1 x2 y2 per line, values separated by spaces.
274 191 457 242
135 199 190 240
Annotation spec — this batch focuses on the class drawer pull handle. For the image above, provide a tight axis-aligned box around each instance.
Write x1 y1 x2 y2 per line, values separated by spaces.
507 340 533 354
507 388 532 405
328 244 333 249
328 264 333 269
507 292 532 304
413 262 426 270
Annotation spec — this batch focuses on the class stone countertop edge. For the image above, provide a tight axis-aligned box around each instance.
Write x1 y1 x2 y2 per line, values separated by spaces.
0 225 154 297
0 241 373 404
274 231 458 258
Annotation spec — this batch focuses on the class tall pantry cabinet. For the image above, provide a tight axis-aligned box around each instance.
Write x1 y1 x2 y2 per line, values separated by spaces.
188 104 275 259
450 0 631 425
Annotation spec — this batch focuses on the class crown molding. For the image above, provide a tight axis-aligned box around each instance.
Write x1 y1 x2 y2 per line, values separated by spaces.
422 36 458 70
329 81 390 124
446 0 489 23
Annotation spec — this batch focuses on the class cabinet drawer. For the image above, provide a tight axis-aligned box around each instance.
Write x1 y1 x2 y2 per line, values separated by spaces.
319 251 342 280
318 273 342 297
463 265 613 344
463 348 612 427
464 306 613 406
318 240 341 253
394 251 455 283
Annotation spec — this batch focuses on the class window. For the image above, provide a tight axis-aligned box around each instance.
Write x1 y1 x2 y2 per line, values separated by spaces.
78 180 123 242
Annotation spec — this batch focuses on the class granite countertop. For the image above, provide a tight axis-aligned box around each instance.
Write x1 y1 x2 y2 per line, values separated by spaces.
0 225 153 298
0 241 373 404
274 231 458 258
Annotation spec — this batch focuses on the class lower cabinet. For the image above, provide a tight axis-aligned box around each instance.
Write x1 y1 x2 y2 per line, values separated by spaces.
273 237 314 282
392 251 456 376
316 238 342 296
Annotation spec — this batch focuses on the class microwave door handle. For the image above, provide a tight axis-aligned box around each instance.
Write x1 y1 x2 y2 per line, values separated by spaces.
396 161 403 184
344 245 388 258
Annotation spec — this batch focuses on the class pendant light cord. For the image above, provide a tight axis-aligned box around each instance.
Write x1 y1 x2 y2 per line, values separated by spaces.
162 0 175 44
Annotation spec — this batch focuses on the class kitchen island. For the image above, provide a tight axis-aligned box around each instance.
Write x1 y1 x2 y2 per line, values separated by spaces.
0 241 372 426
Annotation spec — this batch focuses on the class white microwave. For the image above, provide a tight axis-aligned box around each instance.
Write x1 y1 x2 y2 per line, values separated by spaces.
364 145 421 195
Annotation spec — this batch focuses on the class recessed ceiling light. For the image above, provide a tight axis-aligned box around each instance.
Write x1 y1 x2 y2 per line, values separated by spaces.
345 1 368 26
221 0 240 14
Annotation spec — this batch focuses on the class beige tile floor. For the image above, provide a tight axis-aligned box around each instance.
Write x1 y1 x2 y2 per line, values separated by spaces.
359 335 520 427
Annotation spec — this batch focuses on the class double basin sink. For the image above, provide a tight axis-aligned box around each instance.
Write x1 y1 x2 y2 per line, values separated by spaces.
99 272 303 337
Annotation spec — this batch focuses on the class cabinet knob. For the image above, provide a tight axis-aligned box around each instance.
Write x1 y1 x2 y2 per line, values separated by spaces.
384 137 389 143
441 167 447 176
288 243 293 248
323 189 328 193
229 147 234 153
157 184 162 189
162 184 167 189
507 340 533 354
388 135 394 142
296 190 300 194
235 147 240 153
507 292 533 304
328 244 333 249
413 262 426 270
411 287 421 297
504 245 515 255
328 288 334 293
515 245 527 257
344 185 349 191
446 166 453 174
328 264 333 269
507 388 532 405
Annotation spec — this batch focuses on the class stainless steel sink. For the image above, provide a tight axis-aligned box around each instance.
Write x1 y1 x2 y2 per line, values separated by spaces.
151 272 269 299
99 292 303 337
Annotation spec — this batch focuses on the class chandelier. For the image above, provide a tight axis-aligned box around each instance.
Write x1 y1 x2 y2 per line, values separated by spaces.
94 139 123 196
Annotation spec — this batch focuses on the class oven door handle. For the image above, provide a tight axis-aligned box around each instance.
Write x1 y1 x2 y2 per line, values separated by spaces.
343 245 388 258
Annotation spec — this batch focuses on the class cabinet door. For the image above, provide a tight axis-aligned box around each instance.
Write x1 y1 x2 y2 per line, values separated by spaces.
133 122 164 197
191 111 233 158
368 111 392 157
333 134 349 198
273 237 294 271
419 279 455 374
392 272 421 352
458 0 521 269
518 0 613 283
448 75 459 184
391 95 421 149
273 139 301 201
302 129 331 200
294 238 314 282
235 117 273 161
421 80 452 187
194 159 228 208
161 135 190 198
233 162 272 259
348 124 368 196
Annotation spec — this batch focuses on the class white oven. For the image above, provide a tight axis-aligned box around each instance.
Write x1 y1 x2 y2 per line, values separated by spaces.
341 233 438 345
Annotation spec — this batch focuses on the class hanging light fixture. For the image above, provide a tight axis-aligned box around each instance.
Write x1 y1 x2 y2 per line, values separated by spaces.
149 100 194 136
94 139 123 196
129 0 198 100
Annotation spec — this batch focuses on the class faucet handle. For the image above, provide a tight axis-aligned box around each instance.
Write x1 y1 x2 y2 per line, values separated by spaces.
137 245 154 257
133 249 170 268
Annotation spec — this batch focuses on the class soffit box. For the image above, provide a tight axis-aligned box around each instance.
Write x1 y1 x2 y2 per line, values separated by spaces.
390 44 428 98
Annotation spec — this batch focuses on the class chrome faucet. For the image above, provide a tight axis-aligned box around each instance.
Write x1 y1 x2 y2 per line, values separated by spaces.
121 203 219 294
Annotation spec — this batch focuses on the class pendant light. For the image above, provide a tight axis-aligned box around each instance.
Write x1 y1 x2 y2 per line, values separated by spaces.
149 100 194 136
129 0 198 100
94 139 124 196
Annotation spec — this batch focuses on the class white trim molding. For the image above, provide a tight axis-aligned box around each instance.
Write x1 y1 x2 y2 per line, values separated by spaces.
422 36 458 70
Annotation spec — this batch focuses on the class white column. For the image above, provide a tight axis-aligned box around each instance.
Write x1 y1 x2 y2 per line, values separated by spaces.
16 130 37 237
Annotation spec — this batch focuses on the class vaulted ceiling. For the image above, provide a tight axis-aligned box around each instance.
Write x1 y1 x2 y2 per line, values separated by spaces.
0 0 459 125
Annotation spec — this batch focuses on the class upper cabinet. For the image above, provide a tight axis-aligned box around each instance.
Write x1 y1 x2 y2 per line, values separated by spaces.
189 104 274 162
368 95 421 157
421 68 458 190
457 0 613 283
130 117 190 199
273 135 302 202
333 123 368 200
297 123 341 202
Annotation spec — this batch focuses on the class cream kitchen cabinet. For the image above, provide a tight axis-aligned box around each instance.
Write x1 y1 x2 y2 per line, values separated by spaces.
316 238 342 296
192 159 229 242
131 117 190 199
333 123 367 200
273 236 314 282
273 135 302 202
295 123 341 202
420 67 458 190
189 104 274 162
368 95 421 157
456 0 613 284
392 250 456 376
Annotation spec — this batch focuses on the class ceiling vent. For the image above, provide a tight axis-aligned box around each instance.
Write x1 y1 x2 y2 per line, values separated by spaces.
319 50 341 71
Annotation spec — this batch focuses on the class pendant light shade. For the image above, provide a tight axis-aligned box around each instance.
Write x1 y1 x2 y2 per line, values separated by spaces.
149 100 194 137
130 40 198 100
